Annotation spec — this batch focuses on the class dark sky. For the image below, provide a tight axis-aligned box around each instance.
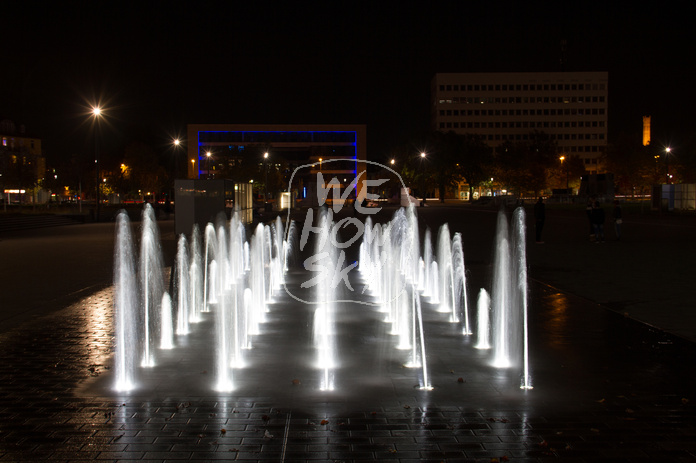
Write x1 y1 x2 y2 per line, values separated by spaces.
4 1 695 165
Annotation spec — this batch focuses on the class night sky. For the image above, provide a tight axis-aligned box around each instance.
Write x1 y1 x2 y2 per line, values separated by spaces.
4 1 695 166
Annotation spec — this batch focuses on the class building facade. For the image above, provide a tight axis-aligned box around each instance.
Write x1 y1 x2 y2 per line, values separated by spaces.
186 124 367 204
0 119 45 201
431 72 608 173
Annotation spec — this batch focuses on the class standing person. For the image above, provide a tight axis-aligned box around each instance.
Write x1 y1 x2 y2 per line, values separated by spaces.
586 198 595 241
534 196 545 244
613 200 623 240
591 201 605 243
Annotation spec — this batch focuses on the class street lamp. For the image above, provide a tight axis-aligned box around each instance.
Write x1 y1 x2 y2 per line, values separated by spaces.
420 152 427 206
91 106 102 221
559 155 568 190
173 138 181 179
264 152 269 209
206 151 212 179
665 147 672 184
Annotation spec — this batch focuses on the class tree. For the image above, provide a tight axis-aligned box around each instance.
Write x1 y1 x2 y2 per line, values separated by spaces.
122 141 167 198
452 133 494 201
549 154 585 191
494 131 557 196
604 133 655 196
386 141 429 199
429 131 467 203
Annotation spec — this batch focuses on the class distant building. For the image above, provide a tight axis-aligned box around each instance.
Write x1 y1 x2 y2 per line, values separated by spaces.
0 119 45 195
186 124 367 204
431 72 608 173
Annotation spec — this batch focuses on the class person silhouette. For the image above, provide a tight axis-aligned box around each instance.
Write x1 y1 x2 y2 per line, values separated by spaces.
591 201 605 243
534 196 545 243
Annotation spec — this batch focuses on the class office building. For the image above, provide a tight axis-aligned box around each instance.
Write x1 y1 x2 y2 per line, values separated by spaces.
431 72 608 173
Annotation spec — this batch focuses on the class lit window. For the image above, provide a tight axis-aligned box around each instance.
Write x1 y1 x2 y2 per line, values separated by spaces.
2 137 6 146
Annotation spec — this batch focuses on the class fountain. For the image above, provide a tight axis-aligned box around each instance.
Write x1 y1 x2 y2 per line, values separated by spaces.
113 212 137 391
358 206 431 389
188 225 203 323
138 204 164 367
309 208 337 391
489 207 532 389
452 232 472 334
474 288 491 350
420 228 434 297
512 207 533 389
175 234 190 336
111 202 531 394
160 292 174 350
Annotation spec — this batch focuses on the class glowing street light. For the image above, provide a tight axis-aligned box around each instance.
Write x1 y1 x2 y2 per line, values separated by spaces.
264 152 269 209
91 106 103 221
390 158 395 165
173 138 182 179
665 147 672 184
559 155 568 189
420 152 427 206
206 151 212 179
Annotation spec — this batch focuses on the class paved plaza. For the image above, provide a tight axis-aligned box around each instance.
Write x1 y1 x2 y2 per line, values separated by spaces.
1 203 695 462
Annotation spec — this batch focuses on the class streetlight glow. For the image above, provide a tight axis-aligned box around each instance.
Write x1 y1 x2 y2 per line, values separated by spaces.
390 158 395 165
90 104 104 221
420 152 426 158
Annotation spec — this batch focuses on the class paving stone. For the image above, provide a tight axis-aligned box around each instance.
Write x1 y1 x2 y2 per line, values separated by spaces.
1 209 696 461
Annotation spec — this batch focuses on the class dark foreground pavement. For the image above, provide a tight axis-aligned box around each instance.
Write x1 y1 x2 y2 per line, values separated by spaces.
1 205 695 462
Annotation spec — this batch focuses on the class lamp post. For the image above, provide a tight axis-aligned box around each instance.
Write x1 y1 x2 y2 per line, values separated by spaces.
263 152 269 210
559 155 568 190
665 147 672 184
173 139 181 178
206 151 212 180
91 106 102 221
420 152 427 206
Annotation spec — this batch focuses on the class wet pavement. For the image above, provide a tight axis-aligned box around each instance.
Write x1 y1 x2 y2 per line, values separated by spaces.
1 204 696 462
